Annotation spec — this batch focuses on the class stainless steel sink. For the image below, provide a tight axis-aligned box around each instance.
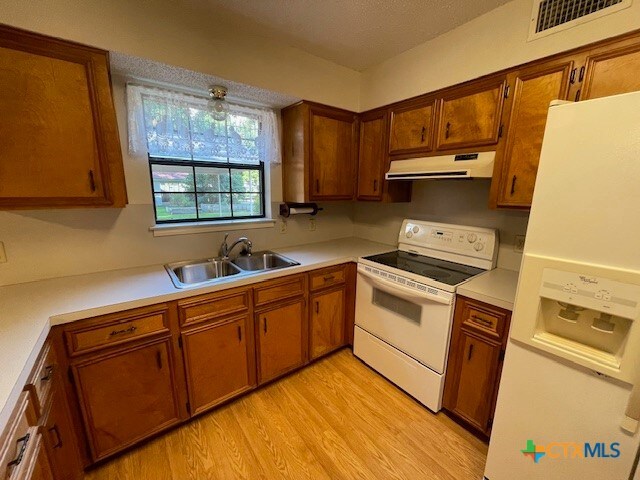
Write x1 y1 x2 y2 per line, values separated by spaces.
231 251 300 271
166 259 242 288
165 251 299 288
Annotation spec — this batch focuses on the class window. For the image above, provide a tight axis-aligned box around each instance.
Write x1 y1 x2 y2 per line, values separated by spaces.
127 84 281 224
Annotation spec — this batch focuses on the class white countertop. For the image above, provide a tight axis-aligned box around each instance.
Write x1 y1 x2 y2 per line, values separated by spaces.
457 268 520 311
0 237 393 431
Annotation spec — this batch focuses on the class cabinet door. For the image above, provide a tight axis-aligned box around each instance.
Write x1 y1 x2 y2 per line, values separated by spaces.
492 61 573 208
447 332 501 432
42 386 83 480
256 299 307 384
436 80 505 150
72 339 181 461
388 100 436 154
357 111 386 200
310 288 345 360
581 41 640 100
309 108 356 200
182 315 255 416
0 26 126 209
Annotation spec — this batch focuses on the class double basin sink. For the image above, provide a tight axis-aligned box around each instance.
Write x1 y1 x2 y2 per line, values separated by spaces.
165 251 300 288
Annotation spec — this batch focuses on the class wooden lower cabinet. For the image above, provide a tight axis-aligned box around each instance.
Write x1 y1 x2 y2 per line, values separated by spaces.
181 315 255 416
443 296 511 436
40 386 83 480
255 298 308 384
310 287 345 360
71 339 181 461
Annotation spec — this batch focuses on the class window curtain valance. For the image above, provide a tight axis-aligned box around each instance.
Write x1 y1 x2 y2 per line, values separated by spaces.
126 83 282 165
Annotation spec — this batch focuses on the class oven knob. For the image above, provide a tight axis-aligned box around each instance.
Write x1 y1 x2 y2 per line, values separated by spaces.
467 233 477 243
474 242 484 251
412 226 420 234
406 231 413 238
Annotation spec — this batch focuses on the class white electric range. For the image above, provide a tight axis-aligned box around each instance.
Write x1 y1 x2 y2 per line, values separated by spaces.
353 219 498 412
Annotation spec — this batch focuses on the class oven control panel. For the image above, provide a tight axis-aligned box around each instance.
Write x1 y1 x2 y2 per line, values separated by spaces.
399 220 498 269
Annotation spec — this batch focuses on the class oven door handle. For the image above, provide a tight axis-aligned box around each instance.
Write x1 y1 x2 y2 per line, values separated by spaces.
358 267 452 305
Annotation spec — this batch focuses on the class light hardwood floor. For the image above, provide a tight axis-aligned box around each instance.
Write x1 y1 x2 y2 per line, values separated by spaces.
85 349 487 479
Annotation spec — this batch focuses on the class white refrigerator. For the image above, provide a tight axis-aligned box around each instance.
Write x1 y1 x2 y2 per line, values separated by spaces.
484 92 640 480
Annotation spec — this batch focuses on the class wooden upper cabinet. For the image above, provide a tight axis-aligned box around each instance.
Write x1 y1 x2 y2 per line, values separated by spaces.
282 101 357 202
357 110 386 200
491 60 574 208
388 100 436 155
436 78 506 151
0 25 127 209
581 40 640 100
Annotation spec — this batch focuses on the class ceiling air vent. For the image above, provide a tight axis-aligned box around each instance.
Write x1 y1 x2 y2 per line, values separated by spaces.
529 0 632 40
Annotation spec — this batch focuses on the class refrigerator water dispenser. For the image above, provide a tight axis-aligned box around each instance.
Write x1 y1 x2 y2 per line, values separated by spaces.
510 254 640 384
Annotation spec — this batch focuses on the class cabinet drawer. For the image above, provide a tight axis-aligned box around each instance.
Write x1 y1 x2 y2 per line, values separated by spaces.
309 265 347 291
461 299 510 342
254 274 306 308
23 344 56 420
178 287 250 327
64 305 170 356
0 392 36 479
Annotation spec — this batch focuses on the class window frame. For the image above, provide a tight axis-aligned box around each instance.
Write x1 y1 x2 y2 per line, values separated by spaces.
148 155 266 225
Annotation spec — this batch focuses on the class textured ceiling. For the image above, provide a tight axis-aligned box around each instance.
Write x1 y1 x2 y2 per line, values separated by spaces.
183 0 513 71
110 52 300 109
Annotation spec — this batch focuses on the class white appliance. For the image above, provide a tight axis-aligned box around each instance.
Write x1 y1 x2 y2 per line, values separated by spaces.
354 220 498 411
386 151 495 180
485 93 640 480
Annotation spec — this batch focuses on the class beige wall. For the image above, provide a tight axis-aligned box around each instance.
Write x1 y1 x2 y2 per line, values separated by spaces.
0 0 360 111
360 0 640 110
353 181 530 272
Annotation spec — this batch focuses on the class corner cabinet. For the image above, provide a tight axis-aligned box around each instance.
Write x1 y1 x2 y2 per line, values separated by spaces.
357 109 411 203
443 296 511 436
0 25 127 209
282 101 357 202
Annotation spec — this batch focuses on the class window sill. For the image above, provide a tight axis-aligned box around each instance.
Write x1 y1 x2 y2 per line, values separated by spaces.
149 218 276 237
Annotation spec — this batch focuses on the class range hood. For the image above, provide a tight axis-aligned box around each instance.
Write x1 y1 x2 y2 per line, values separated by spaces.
385 152 495 180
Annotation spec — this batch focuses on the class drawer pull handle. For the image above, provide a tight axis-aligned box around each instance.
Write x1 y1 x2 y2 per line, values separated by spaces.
8 433 30 468
471 315 493 327
109 325 137 337
323 275 335 282
41 365 54 382
49 425 63 449
88 170 96 192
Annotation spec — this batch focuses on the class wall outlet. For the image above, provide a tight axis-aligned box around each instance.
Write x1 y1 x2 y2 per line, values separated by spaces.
514 235 526 253
279 219 287 234
309 217 317 231
0 242 6 263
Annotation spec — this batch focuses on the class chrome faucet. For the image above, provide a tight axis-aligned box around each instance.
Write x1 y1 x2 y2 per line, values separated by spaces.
219 233 253 259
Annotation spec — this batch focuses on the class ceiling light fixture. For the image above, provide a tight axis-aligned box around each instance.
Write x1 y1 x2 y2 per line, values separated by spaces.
208 85 229 121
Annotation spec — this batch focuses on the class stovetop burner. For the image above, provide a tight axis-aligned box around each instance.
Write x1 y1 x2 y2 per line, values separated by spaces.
363 250 485 286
